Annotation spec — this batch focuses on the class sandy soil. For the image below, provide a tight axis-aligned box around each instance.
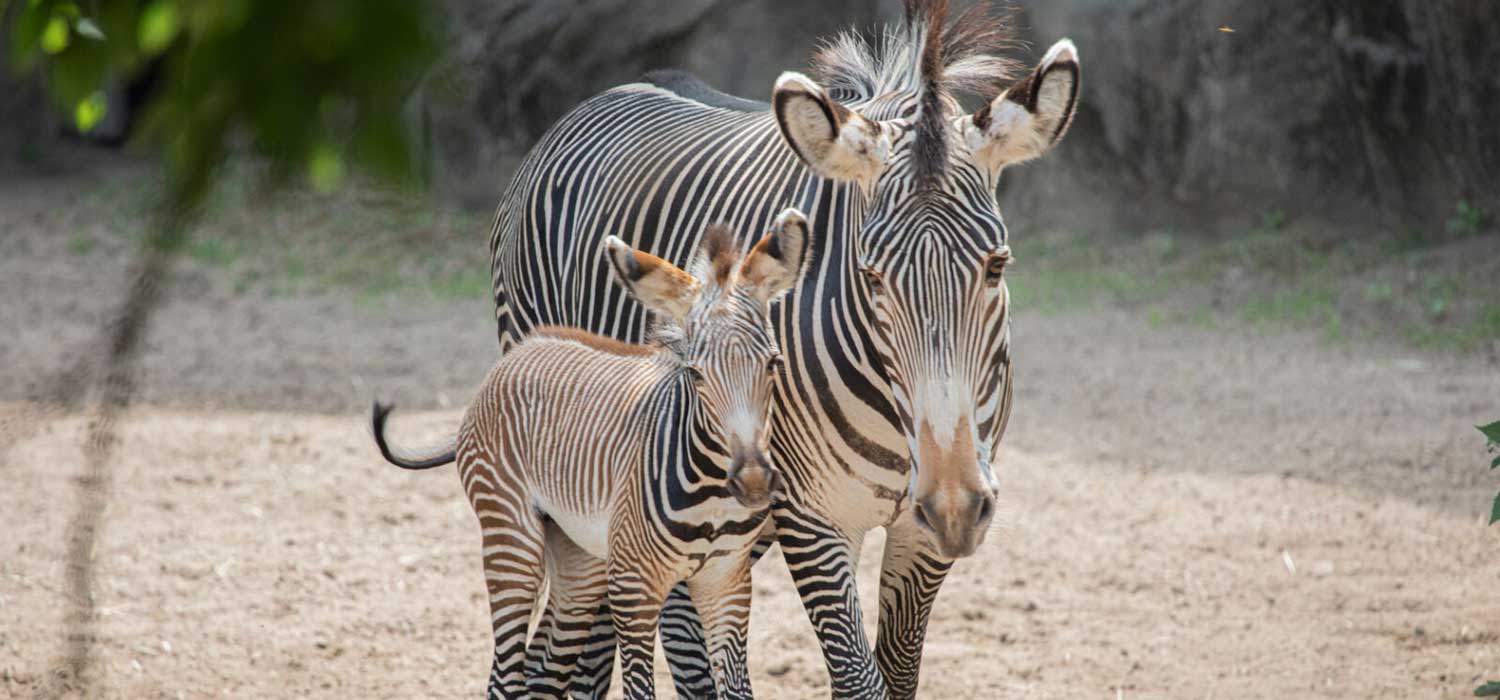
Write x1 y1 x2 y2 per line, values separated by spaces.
2 165 1498 698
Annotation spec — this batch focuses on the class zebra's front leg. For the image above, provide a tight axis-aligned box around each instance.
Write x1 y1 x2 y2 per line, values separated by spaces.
775 504 888 700
873 516 955 700
608 567 673 700
658 531 773 699
686 553 755 700
658 585 719 700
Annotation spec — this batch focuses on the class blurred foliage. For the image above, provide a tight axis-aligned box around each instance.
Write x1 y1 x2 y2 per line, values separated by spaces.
5 0 439 230
1481 421 1500 526
1447 199 1490 237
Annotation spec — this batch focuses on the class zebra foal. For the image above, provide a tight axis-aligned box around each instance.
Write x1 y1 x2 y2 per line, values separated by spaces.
372 209 812 700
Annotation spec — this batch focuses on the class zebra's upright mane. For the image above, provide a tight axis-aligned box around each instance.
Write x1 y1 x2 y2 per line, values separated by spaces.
814 0 1021 187
811 0 1020 104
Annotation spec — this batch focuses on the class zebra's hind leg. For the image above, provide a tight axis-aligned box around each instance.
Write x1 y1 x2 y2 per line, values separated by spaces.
526 523 609 700
873 516 955 700
568 599 616 700
685 554 755 700
465 455 547 699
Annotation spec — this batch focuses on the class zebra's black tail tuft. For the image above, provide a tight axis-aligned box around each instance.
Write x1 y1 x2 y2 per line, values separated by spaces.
370 400 457 470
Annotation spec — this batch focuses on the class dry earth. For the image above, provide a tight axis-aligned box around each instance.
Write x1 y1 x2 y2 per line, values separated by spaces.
2 164 1498 699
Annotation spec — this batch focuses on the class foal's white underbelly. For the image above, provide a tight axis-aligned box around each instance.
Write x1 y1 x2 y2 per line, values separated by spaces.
536 498 611 560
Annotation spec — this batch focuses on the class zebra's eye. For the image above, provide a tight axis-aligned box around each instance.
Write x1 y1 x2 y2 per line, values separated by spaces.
686 366 705 385
984 248 1012 287
766 354 784 377
860 266 886 295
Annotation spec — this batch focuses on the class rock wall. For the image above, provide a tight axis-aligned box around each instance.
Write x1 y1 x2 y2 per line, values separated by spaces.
1010 0 1500 231
6 1 1495 232
423 0 886 207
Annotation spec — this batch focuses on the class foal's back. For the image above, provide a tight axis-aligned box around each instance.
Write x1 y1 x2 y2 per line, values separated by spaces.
460 328 675 557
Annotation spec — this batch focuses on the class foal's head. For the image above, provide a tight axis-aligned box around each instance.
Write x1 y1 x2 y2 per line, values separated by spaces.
604 209 811 508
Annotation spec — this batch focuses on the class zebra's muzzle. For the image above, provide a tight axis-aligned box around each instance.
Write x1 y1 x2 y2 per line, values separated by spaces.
726 455 779 509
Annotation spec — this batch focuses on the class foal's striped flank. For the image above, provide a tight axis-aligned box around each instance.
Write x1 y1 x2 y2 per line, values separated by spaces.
374 210 811 700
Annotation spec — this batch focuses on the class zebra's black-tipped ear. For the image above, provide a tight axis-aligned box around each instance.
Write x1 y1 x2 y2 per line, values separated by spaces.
740 207 810 303
604 236 703 323
773 72 890 183
964 38 1080 170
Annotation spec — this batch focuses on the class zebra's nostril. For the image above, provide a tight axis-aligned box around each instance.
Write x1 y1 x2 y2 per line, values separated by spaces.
912 501 934 532
975 494 995 526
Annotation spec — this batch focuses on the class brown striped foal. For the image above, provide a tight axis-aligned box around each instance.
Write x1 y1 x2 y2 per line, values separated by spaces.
373 209 811 699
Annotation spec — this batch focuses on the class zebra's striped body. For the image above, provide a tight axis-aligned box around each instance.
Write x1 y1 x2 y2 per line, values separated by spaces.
376 215 811 700
490 3 1081 698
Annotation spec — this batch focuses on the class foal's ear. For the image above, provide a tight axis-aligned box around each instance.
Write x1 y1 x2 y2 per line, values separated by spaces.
964 39 1081 170
740 207 811 303
773 72 891 184
604 237 702 323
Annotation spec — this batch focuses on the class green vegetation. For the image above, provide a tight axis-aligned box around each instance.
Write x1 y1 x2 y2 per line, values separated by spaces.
64 163 491 300
1008 215 1500 353
1481 420 1500 698
1482 421 1500 526
67 232 95 255
1447 200 1490 237
8 0 438 210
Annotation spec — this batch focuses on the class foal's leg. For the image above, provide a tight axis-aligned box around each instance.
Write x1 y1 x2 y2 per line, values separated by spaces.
526 524 609 699
462 444 546 700
608 565 673 700
686 555 755 700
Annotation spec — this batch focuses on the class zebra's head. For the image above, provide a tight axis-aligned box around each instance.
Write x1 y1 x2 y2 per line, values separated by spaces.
604 209 811 509
770 2 1080 558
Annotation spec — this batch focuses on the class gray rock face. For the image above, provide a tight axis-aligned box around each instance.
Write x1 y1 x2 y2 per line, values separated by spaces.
5 1 1493 231
1011 0 1500 230
423 0 886 206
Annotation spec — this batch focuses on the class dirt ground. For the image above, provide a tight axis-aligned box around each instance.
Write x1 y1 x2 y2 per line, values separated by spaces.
2 163 1498 699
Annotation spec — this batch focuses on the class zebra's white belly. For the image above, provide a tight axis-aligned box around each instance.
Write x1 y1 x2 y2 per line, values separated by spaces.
536 498 611 560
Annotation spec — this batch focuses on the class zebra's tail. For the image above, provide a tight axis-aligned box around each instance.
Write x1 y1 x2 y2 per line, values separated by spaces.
370 401 457 470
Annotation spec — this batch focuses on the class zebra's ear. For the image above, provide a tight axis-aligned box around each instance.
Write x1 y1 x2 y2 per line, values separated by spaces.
604 236 703 323
740 207 810 303
773 72 889 183
964 39 1080 170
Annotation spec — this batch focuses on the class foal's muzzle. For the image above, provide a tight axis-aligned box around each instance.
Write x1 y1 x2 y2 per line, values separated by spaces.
727 453 779 509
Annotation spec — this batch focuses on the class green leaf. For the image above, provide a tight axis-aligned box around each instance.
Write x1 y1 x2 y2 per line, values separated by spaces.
74 17 105 41
1480 421 1500 445
1476 680 1500 697
40 14 70 54
1491 492 1500 527
73 90 106 133
138 0 181 56
307 144 345 193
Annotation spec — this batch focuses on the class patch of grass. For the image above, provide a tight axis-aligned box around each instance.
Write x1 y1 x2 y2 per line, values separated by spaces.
429 267 493 300
1259 208 1287 233
87 159 492 299
1363 281 1394 302
67 233 96 256
1012 207 1498 355
1446 199 1489 237
188 237 237 266
1406 303 1500 352
1241 284 1335 326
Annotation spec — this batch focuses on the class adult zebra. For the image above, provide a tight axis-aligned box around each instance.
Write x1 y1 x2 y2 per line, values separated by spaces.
488 2 1080 698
